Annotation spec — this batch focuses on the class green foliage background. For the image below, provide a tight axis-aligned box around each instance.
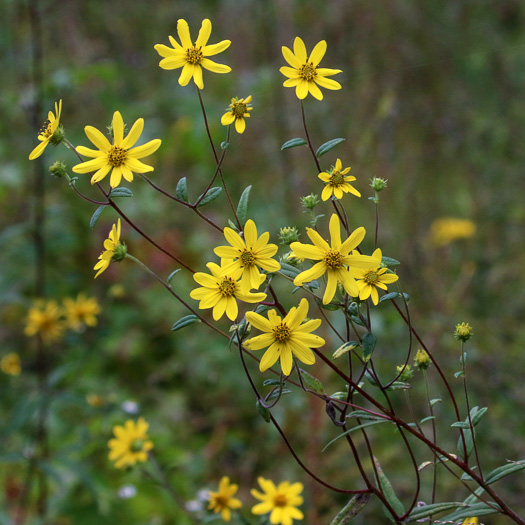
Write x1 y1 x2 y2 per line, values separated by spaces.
2 0 525 523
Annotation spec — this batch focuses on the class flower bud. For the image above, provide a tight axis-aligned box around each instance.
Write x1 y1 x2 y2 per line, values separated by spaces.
278 226 300 245
112 243 128 262
414 349 432 370
396 364 414 381
49 161 67 178
370 177 388 192
301 193 319 210
454 322 473 342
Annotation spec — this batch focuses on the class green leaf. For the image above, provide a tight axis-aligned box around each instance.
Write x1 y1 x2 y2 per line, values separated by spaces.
323 420 389 451
167 269 181 284
90 205 107 229
279 263 301 279
361 333 377 362
381 256 400 267
484 459 525 485
386 381 411 390
197 187 222 207
351 315 365 327
442 502 501 522
463 486 485 505
452 421 471 429
420 416 436 424
320 301 340 311
329 494 371 525
471 406 488 426
108 187 133 198
316 138 345 158
221 141 230 150
405 502 468 522
266 388 292 400
374 456 406 517
175 177 189 202
263 379 285 387
365 369 379 388
299 369 325 394
171 315 200 331
236 185 252 226
281 138 307 150
348 410 386 421
379 292 401 303
256 400 271 423
430 398 442 406
457 428 474 460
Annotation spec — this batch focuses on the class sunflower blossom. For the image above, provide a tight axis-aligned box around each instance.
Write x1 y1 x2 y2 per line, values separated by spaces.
25 300 65 343
108 417 153 469
29 100 63 160
290 214 377 304
244 298 324 376
251 477 304 525
208 476 243 522
280 37 342 100
214 219 281 293
318 159 360 201
221 96 253 134
190 261 267 321
94 219 127 278
72 111 161 188
154 19 231 89
63 294 101 331
1 353 21 376
348 248 399 305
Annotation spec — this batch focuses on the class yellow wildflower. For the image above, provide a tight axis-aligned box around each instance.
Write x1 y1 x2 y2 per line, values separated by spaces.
1 353 21 376
221 95 253 134
462 518 479 525
29 100 62 160
154 19 231 89
318 159 360 201
108 417 153 469
94 219 126 278
63 294 101 331
72 111 161 188
454 322 473 342
414 349 431 370
280 37 342 100
208 476 243 522
251 477 304 525
25 300 65 343
244 298 324 376
429 218 476 247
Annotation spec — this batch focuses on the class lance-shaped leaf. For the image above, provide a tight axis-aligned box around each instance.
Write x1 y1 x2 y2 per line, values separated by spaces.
281 138 307 150
236 185 252 226
171 315 200 332
316 138 345 158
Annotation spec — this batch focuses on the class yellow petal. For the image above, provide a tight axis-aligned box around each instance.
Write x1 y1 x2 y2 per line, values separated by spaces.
112 111 124 145
309 40 327 66
293 37 307 63
196 19 211 48
121 118 144 150
177 19 193 49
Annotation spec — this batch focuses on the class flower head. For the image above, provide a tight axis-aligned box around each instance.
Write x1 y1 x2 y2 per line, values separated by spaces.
221 95 253 134
190 261 267 321
348 248 399 305
429 218 476 247
1 353 21 376
108 417 153 469
244 298 324 376
208 476 243 522
414 349 431 371
290 214 377 304
454 322 473 342
214 220 281 293
25 300 65 343
280 37 342 100
251 477 304 525
94 219 127 278
29 100 63 160
154 19 231 89
318 159 360 201
72 111 161 188
396 364 414 381
63 294 101 331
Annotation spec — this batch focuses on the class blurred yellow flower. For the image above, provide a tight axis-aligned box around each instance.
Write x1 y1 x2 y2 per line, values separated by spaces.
29 100 62 160
280 37 341 100
244 298 324 376
251 477 304 525
221 95 253 134
94 219 126 278
429 217 476 247
63 294 101 331
462 518 479 525
208 476 243 522
25 300 65 343
214 219 281 293
154 19 231 89
1 353 21 376
108 417 153 469
318 159 360 201
73 111 161 188
86 394 105 407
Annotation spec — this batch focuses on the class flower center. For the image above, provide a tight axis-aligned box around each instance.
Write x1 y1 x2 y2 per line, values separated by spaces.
239 249 256 267
218 277 236 297
108 146 127 167
39 120 53 138
130 439 145 453
212 495 228 508
231 101 247 118
272 323 291 342
323 250 343 269
363 270 380 284
186 46 203 64
299 63 317 81
329 170 345 186
273 493 288 507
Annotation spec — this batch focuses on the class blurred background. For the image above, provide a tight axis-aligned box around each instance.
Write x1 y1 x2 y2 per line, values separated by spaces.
2 0 525 522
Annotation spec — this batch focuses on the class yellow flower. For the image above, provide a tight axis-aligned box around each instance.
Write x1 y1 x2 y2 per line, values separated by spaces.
86 394 105 407
290 214 377 304
72 111 161 188
214 219 281 293
29 100 62 160
462 519 478 525
108 417 153 469
221 96 253 134
63 294 101 331
190 261 267 321
1 353 21 376
414 349 431 370
251 477 304 525
154 19 231 89
429 217 476 247
94 219 127 278
25 300 65 343
208 476 243 522
454 322 473 342
318 159 360 201
348 248 399 305
244 298 324 376
280 37 342 100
